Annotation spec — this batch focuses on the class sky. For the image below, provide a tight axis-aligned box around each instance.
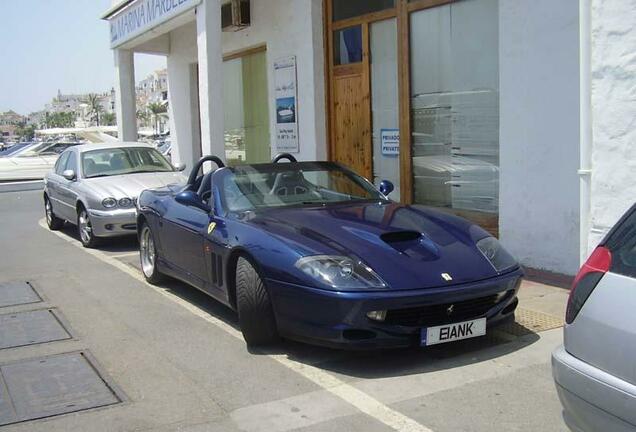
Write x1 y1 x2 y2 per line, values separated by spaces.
0 0 167 115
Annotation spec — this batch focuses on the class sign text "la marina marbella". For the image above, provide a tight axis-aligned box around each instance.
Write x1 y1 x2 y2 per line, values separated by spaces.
109 0 201 48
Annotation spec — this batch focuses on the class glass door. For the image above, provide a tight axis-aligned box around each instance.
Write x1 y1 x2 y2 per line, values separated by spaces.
222 48 270 165
370 18 400 200
409 0 500 234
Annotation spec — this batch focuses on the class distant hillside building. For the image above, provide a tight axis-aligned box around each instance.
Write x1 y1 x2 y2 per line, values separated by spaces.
0 110 26 141
136 69 169 134
42 89 116 128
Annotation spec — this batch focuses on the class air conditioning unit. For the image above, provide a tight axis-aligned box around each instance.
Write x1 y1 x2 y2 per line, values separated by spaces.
221 0 250 32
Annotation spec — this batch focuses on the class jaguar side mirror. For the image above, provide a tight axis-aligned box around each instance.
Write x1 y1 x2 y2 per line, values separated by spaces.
175 190 211 213
62 169 76 181
379 180 394 196
173 163 186 172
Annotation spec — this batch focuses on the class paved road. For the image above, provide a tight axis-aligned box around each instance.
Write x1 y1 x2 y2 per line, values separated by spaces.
0 190 569 432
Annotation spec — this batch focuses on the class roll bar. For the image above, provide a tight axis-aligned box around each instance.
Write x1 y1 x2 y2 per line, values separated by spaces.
271 153 298 163
187 155 225 186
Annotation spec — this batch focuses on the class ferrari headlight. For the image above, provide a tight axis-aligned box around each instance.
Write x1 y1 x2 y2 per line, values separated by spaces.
102 197 117 209
295 255 387 290
476 237 517 273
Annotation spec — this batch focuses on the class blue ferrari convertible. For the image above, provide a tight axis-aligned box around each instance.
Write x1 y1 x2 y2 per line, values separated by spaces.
137 154 522 349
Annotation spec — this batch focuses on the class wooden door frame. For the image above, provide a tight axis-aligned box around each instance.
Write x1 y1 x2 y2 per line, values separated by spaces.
324 0 454 204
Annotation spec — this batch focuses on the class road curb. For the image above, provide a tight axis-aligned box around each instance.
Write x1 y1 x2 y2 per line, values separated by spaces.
0 180 43 193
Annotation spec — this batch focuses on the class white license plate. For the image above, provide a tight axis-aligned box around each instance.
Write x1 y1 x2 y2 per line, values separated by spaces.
421 318 487 346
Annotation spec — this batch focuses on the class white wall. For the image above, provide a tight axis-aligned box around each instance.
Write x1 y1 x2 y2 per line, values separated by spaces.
222 0 327 161
160 0 326 163
587 0 636 251
499 0 581 275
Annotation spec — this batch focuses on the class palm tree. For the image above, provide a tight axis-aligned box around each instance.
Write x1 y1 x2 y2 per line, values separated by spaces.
101 112 116 126
136 109 149 128
147 102 167 134
87 94 104 126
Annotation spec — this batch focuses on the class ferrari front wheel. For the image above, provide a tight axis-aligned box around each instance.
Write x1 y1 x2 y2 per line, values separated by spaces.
236 257 279 346
139 222 165 284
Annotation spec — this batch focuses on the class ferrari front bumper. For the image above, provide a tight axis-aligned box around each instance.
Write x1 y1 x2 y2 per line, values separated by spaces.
265 268 523 349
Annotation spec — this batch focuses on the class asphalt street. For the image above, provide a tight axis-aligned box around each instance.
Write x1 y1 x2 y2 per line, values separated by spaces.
0 189 569 432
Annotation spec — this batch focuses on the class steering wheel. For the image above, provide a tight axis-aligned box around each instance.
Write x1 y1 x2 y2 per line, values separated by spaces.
187 155 225 188
271 153 298 163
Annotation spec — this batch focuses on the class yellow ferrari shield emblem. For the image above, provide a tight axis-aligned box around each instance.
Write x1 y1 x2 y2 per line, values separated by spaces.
207 222 217 234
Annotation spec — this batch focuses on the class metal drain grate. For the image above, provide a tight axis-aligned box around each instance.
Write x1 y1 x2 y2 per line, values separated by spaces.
496 307 564 338
0 309 72 350
0 281 42 308
0 351 122 426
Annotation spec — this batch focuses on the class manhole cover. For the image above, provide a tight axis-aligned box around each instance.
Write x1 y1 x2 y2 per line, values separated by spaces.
0 281 42 308
0 352 121 426
0 309 72 350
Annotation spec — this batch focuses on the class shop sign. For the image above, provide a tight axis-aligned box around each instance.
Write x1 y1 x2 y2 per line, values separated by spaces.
108 0 201 48
274 56 299 153
381 129 400 155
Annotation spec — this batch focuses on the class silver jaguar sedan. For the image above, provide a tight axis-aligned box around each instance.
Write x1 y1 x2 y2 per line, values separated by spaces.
43 142 187 247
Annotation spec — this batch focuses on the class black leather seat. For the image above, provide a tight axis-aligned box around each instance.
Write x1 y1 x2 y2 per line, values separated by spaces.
197 171 215 203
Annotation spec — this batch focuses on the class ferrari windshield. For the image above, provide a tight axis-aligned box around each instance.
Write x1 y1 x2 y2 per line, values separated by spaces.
221 162 385 211
82 147 174 178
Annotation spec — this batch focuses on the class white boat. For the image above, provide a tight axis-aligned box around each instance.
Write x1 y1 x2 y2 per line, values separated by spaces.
0 142 82 182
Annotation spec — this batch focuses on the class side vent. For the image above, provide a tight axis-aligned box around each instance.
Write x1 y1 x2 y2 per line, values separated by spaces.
208 253 224 287
217 255 224 287
210 253 218 285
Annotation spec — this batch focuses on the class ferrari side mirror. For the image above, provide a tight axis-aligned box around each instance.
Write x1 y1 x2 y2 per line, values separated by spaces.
176 190 211 213
379 180 394 196
173 163 186 172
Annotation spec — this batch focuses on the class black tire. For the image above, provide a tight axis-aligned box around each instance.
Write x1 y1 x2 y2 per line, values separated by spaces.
139 222 165 284
77 206 100 248
44 195 64 230
236 257 279 346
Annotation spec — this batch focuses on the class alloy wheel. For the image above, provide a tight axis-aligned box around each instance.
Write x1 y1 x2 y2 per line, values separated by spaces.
78 210 93 244
140 225 156 278
45 199 52 226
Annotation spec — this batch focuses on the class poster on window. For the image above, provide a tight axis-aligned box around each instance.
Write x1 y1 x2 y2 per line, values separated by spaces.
274 56 299 153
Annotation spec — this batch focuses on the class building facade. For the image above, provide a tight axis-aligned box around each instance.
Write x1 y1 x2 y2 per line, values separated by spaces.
136 69 170 134
103 0 636 277
0 110 26 141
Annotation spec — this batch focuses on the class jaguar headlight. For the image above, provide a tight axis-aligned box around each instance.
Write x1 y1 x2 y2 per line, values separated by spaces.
118 197 133 208
102 197 117 209
295 255 387 290
476 237 517 273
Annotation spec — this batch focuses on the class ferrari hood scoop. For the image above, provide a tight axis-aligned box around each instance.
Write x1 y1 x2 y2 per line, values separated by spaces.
380 230 422 244
379 230 438 259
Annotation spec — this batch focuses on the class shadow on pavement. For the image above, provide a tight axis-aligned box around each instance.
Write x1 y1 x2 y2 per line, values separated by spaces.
58 223 138 253
156 270 542 380
55 223 543 381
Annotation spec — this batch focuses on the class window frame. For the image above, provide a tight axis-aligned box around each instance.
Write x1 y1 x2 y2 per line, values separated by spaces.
54 151 71 175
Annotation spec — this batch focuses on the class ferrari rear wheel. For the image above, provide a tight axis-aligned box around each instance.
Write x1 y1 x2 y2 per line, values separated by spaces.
77 206 100 248
139 222 165 284
44 195 64 230
236 257 279 346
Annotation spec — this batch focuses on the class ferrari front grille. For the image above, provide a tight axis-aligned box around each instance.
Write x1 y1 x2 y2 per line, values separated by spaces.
384 291 511 327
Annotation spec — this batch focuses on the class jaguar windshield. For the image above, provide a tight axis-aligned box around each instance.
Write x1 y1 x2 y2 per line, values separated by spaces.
82 147 174 178
221 162 385 211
